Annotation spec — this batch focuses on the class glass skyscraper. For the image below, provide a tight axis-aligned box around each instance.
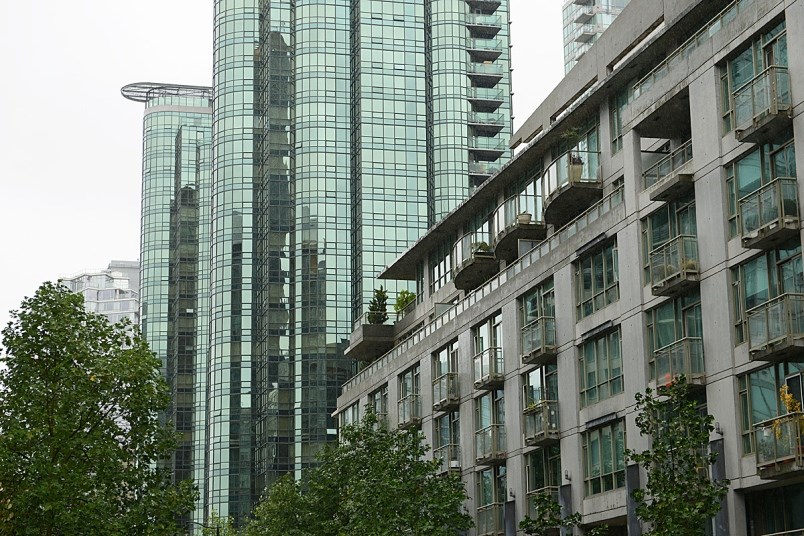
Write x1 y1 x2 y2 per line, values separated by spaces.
129 0 511 526
562 0 629 73
122 83 213 528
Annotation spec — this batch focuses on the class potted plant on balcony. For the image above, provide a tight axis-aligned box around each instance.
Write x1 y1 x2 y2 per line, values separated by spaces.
517 212 533 225
472 241 493 256
367 286 388 324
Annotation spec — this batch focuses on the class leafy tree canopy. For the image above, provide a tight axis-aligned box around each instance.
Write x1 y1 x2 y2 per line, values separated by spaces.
0 282 196 535
245 412 473 536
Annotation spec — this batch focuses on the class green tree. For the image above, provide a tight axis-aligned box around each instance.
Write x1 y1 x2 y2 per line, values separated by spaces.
202 511 237 536
627 376 729 535
0 282 196 535
246 412 473 535
366 286 389 324
519 491 580 535
393 289 416 315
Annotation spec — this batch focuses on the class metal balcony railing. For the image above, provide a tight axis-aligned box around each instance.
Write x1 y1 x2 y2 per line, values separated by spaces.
643 140 693 189
473 347 504 388
649 235 699 290
475 424 506 464
733 65 791 132
747 293 804 356
653 337 705 386
521 316 556 363
739 177 799 243
397 393 422 428
433 372 460 410
543 149 601 199
523 400 559 445
434 443 461 473
754 412 804 475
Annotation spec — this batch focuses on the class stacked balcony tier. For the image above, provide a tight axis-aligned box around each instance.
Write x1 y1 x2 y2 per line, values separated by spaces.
754 412 804 479
453 232 499 291
523 400 560 447
734 66 792 144
747 293 804 362
521 316 557 366
397 394 422 429
644 140 694 202
739 178 799 250
492 192 547 262
649 235 700 297
433 372 460 412
475 424 506 465
543 149 602 228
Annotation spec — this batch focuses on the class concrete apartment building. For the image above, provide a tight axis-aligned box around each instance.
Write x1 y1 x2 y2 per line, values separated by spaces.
337 0 804 534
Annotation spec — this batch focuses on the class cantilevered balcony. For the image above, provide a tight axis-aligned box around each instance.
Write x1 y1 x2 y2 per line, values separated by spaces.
492 192 547 262
468 87 505 113
754 412 804 479
474 347 504 390
469 161 501 182
523 399 559 447
433 372 460 412
734 66 792 144
649 235 699 297
469 111 505 136
467 38 504 62
468 136 506 161
644 140 694 202
434 443 461 475
653 337 705 387
398 393 422 429
747 293 804 362
452 232 499 291
573 23 605 43
543 149 602 228
527 486 560 519
465 0 501 11
467 13 502 38
739 178 799 250
521 316 557 366
344 312 394 362
475 424 506 465
468 62 504 88
476 503 504 536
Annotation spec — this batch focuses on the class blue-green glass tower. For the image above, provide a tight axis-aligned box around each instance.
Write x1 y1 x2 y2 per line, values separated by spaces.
209 0 512 523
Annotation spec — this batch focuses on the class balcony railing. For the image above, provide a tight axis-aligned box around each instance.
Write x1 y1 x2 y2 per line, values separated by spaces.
467 13 503 27
754 412 804 479
543 149 602 227
451 232 498 290
523 400 559 446
467 38 504 52
469 161 501 177
739 177 799 249
346 311 395 361
473 347 504 389
521 316 557 365
433 372 460 411
475 423 506 464
653 337 705 387
476 503 504 536
747 293 804 361
469 137 507 151
434 443 461 474
734 66 791 141
649 235 699 297
397 393 422 429
526 486 560 519
468 63 505 76
643 140 694 198
491 191 546 261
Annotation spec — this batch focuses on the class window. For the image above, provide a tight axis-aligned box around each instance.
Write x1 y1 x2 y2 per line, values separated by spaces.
520 279 556 359
368 384 389 421
641 196 697 281
434 411 461 469
731 246 803 343
398 366 421 426
610 85 632 154
576 240 619 319
429 240 453 294
475 389 506 462
645 291 703 382
582 420 626 496
526 446 561 494
579 329 623 406
341 403 359 429
433 341 458 409
476 466 506 533
473 312 504 385
523 365 558 407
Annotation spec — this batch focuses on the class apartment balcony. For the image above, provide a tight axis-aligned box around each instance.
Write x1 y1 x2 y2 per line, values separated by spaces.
573 23 605 43
492 192 547 262
434 443 461 475
747 293 804 362
468 62 504 88
734 66 792 144
452 232 499 291
468 136 506 160
474 347 504 390
476 503 505 536
475 424 506 465
739 178 799 250
649 235 700 297
653 337 705 388
754 412 804 479
465 0 501 12
469 161 501 181
467 13 502 38
523 400 559 447
344 312 394 362
644 140 694 202
467 38 504 62
526 486 560 519
469 111 505 136
521 316 557 366
543 149 602 228
468 87 504 113
397 394 422 429
433 372 460 412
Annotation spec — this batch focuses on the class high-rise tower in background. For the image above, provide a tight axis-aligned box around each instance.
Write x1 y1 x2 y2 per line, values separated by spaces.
122 83 213 528
562 0 629 73
61 260 141 325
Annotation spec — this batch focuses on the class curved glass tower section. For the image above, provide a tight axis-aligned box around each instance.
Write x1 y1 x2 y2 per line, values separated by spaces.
122 82 212 529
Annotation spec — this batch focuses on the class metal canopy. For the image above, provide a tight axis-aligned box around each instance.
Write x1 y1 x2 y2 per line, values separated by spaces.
121 82 212 103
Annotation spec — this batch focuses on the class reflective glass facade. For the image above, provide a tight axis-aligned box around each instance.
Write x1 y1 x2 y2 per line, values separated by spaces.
562 0 629 73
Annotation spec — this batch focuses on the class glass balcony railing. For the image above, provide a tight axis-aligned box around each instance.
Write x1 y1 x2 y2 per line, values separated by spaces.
473 347 504 388
520 316 556 364
526 486 560 519
468 63 505 76
397 394 422 428
452 231 495 273
475 423 506 463
468 13 503 27
523 400 559 446
493 191 544 239
433 372 460 410
649 235 699 293
653 337 705 386
434 443 461 474
468 87 505 102
747 293 804 358
754 412 804 477
469 137 507 151
734 66 791 133
643 140 693 190
469 111 505 125
476 503 504 536
543 149 601 199
469 161 501 176
467 38 504 52
739 177 799 245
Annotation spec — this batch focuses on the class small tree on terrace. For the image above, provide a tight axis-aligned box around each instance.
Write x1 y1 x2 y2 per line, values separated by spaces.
627 376 729 536
366 286 389 324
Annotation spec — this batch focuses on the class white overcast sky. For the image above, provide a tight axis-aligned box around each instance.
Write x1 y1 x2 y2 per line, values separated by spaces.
0 1 563 329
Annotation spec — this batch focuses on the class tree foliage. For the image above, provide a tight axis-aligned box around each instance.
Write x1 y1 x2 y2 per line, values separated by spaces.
627 376 729 535
0 282 196 535
367 286 389 324
393 289 416 314
519 491 580 535
245 412 473 535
